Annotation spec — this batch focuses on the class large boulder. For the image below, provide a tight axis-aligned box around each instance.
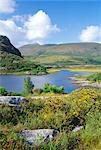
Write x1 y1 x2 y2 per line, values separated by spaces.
0 96 27 106
21 129 58 145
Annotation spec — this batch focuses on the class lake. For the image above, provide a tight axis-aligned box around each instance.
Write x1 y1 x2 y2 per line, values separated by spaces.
0 70 91 93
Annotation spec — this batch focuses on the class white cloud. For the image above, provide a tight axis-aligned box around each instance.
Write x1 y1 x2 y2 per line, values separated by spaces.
0 0 16 13
24 10 60 40
0 19 26 46
80 25 101 42
0 10 60 46
11 15 30 24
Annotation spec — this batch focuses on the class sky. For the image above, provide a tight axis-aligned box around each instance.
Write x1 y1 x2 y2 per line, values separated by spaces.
0 0 101 47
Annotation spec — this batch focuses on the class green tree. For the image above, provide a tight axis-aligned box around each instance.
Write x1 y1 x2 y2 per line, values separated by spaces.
23 77 34 95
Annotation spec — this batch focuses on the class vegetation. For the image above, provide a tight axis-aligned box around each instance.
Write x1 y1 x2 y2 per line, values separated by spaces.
42 83 64 94
0 36 47 75
0 87 8 96
20 43 101 66
0 88 101 149
0 51 47 75
0 87 21 96
0 82 65 96
23 77 34 95
87 72 101 82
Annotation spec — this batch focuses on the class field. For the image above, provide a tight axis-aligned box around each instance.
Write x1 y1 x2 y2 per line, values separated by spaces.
48 65 101 73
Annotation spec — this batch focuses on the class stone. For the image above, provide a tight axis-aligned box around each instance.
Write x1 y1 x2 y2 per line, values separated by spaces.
21 129 58 145
72 126 83 132
0 96 27 106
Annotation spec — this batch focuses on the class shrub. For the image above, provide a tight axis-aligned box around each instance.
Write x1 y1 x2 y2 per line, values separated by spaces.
32 65 47 74
0 87 8 96
32 88 43 94
43 83 64 94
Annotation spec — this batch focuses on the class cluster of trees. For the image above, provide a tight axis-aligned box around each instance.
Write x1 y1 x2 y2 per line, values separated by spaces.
32 65 47 74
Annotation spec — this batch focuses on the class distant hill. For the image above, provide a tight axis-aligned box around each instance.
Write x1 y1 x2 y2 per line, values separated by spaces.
19 42 101 66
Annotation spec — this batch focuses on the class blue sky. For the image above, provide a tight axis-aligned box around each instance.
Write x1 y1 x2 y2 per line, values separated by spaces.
0 0 100 46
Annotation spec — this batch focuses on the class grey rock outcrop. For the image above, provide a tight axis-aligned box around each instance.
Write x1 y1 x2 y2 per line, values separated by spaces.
0 96 27 106
21 129 58 145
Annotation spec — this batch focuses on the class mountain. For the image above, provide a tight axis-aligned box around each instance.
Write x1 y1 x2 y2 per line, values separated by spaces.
19 42 101 66
0 35 22 57
0 36 47 73
0 35 23 70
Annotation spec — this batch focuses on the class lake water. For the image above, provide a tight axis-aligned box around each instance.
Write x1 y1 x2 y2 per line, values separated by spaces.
0 70 91 93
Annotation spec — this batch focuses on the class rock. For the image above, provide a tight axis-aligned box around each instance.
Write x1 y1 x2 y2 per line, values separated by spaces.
72 126 83 132
21 129 58 145
0 96 27 106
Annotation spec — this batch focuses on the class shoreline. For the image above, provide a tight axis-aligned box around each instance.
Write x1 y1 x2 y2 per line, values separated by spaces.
0 71 48 76
48 67 101 73
0 66 101 75
69 76 101 89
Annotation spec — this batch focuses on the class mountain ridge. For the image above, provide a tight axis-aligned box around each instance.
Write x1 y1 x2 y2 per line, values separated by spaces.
19 42 101 66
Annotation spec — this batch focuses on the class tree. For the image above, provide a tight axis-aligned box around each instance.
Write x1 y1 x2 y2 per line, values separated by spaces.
23 77 34 95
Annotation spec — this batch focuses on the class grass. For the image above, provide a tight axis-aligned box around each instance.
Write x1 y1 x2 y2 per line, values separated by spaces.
75 72 101 83
87 72 101 82
67 68 101 72
48 65 101 73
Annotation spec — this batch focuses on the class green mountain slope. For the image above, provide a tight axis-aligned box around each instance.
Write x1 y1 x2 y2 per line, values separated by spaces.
19 43 101 66
0 36 47 74
0 35 23 70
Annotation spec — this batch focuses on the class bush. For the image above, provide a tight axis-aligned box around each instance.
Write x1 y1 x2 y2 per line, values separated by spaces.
0 87 8 96
32 65 47 74
0 87 21 96
43 83 64 94
32 88 43 94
